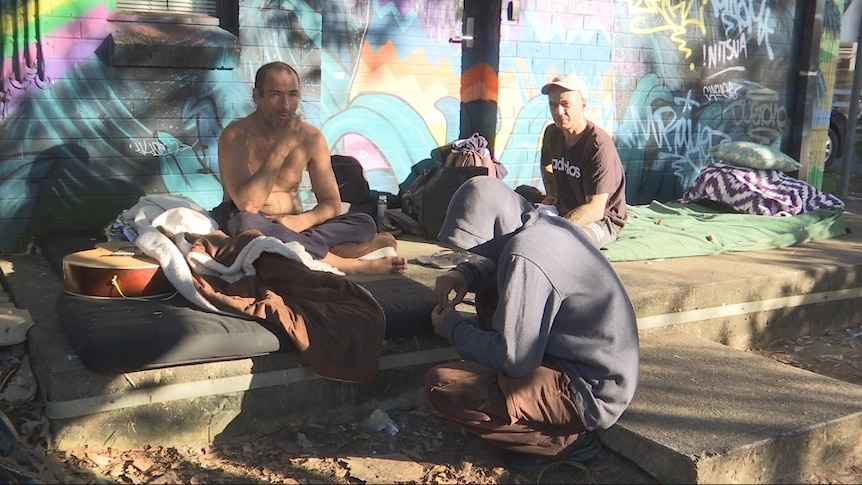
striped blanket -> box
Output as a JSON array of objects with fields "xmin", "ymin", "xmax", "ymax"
[{"xmin": 679, "ymin": 163, "xmax": 844, "ymax": 216}]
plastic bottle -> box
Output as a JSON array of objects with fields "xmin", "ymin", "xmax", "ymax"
[
  {"xmin": 377, "ymin": 195, "xmax": 388, "ymax": 221},
  {"xmin": 365, "ymin": 408, "xmax": 399, "ymax": 436}
]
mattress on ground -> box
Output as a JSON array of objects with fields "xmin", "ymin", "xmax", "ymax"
[
  {"xmin": 44, "ymin": 236, "xmax": 436, "ymax": 373},
  {"xmin": 57, "ymin": 293, "xmax": 287, "ymax": 371}
]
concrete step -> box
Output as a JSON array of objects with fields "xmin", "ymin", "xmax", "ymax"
[
  {"xmin": 4, "ymin": 249, "xmax": 458, "ymax": 449},
  {"xmin": 601, "ymin": 331, "xmax": 862, "ymax": 484}
]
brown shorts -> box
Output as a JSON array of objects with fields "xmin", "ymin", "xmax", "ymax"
[{"xmin": 424, "ymin": 360, "xmax": 587, "ymax": 457}]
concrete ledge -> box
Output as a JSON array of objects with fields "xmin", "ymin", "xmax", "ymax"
[
  {"xmin": 601, "ymin": 332, "xmax": 862, "ymax": 484},
  {"xmin": 4, "ymin": 211, "xmax": 862, "ymax": 479},
  {"xmin": 614, "ymin": 212, "xmax": 862, "ymax": 348},
  {"xmin": 44, "ymin": 345, "xmax": 458, "ymax": 449}
]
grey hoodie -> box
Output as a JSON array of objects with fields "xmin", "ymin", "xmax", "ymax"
[{"xmin": 437, "ymin": 176, "xmax": 639, "ymax": 430}]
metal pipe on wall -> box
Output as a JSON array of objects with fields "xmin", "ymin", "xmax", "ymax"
[{"xmin": 790, "ymin": 0, "xmax": 824, "ymax": 177}]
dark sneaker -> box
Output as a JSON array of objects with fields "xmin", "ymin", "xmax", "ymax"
[{"xmin": 502, "ymin": 431, "xmax": 602, "ymax": 476}]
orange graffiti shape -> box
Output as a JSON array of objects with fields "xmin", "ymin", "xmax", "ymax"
[{"xmin": 461, "ymin": 63, "xmax": 499, "ymax": 103}]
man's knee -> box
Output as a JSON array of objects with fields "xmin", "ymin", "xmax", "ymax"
[
  {"xmin": 581, "ymin": 220, "xmax": 617, "ymax": 249},
  {"xmin": 424, "ymin": 365, "xmax": 452, "ymax": 413},
  {"xmin": 424, "ymin": 361, "xmax": 495, "ymax": 397},
  {"xmin": 424, "ymin": 363, "xmax": 459, "ymax": 393}
]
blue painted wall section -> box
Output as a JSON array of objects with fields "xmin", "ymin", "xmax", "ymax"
[{"xmin": 0, "ymin": 0, "xmax": 842, "ymax": 252}]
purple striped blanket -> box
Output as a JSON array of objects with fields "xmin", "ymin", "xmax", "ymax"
[{"xmin": 680, "ymin": 163, "xmax": 844, "ymax": 216}]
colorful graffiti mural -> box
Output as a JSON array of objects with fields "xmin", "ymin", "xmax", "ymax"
[{"xmin": 0, "ymin": 0, "xmax": 841, "ymax": 253}]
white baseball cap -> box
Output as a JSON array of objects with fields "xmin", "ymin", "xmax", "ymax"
[{"xmin": 541, "ymin": 74, "xmax": 587, "ymax": 95}]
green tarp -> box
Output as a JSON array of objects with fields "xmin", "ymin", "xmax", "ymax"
[{"xmin": 602, "ymin": 201, "xmax": 848, "ymax": 262}]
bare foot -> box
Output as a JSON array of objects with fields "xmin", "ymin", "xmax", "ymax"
[
  {"xmin": 323, "ymin": 253, "xmax": 408, "ymax": 275},
  {"xmin": 330, "ymin": 233, "xmax": 398, "ymax": 259},
  {"xmin": 362, "ymin": 256, "xmax": 408, "ymax": 275}
]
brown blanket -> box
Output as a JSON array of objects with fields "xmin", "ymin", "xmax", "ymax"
[{"xmin": 185, "ymin": 230, "xmax": 385, "ymax": 383}]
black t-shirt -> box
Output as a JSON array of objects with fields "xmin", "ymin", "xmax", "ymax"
[{"xmin": 541, "ymin": 123, "xmax": 627, "ymax": 232}]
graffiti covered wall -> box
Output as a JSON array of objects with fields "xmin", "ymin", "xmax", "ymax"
[
  {"xmin": 0, "ymin": 0, "xmax": 840, "ymax": 252},
  {"xmin": 496, "ymin": 0, "xmax": 824, "ymax": 204}
]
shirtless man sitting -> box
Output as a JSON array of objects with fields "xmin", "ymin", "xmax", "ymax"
[{"xmin": 212, "ymin": 61, "xmax": 407, "ymax": 274}]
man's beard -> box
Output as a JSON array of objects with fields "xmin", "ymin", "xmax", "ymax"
[{"xmin": 269, "ymin": 112, "xmax": 292, "ymax": 128}]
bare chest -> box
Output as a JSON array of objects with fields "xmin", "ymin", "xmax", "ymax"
[{"xmin": 246, "ymin": 137, "xmax": 307, "ymax": 191}]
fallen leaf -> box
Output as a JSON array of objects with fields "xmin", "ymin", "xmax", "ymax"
[
  {"xmin": 88, "ymin": 453, "xmax": 113, "ymax": 468},
  {"xmin": 132, "ymin": 456, "xmax": 155, "ymax": 473}
]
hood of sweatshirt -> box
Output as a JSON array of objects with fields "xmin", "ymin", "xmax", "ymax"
[{"xmin": 437, "ymin": 177, "xmax": 537, "ymax": 261}]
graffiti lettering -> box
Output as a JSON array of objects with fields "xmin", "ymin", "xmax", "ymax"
[
  {"xmin": 703, "ymin": 34, "xmax": 749, "ymax": 68},
  {"xmin": 674, "ymin": 90, "xmax": 699, "ymax": 113},
  {"xmin": 711, "ymin": 0, "xmax": 775, "ymax": 59},
  {"xmin": 129, "ymin": 139, "xmax": 192, "ymax": 157},
  {"xmin": 627, "ymin": 93, "xmax": 702, "ymax": 154},
  {"xmin": 727, "ymin": 98, "xmax": 787, "ymax": 136},
  {"xmin": 626, "ymin": 0, "xmax": 707, "ymax": 68},
  {"xmin": 624, "ymin": 89, "xmax": 732, "ymax": 187},
  {"xmin": 703, "ymin": 81, "xmax": 742, "ymax": 101}
]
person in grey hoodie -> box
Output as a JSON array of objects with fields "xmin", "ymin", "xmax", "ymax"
[{"xmin": 424, "ymin": 176, "xmax": 639, "ymax": 475}]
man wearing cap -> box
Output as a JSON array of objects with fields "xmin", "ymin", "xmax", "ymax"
[{"xmin": 539, "ymin": 74, "xmax": 627, "ymax": 248}]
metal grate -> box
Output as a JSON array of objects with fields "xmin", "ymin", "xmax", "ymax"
[{"xmin": 115, "ymin": 0, "xmax": 217, "ymax": 16}]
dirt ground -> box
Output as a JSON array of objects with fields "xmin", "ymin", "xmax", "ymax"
[
  {"xmin": 0, "ymin": 324, "xmax": 858, "ymax": 485},
  {"xmin": 1, "ymin": 173, "xmax": 861, "ymax": 485}
]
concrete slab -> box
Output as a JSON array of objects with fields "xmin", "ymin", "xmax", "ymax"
[
  {"xmin": 1, "ymin": 211, "xmax": 861, "ymax": 483},
  {"xmin": 601, "ymin": 331, "xmax": 862, "ymax": 484}
]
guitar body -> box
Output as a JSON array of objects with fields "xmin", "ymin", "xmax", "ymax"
[{"xmin": 63, "ymin": 242, "xmax": 175, "ymax": 298}]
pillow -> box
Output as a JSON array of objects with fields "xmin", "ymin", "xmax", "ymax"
[{"xmin": 710, "ymin": 141, "xmax": 802, "ymax": 172}]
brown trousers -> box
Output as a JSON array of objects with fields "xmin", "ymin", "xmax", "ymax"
[{"xmin": 424, "ymin": 360, "xmax": 587, "ymax": 457}]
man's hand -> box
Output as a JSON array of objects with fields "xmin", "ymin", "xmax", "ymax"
[
  {"xmin": 274, "ymin": 213, "xmax": 312, "ymax": 232},
  {"xmin": 434, "ymin": 269, "xmax": 468, "ymax": 309},
  {"xmin": 271, "ymin": 114, "xmax": 306, "ymax": 159},
  {"xmin": 564, "ymin": 193, "xmax": 609, "ymax": 227},
  {"xmin": 430, "ymin": 304, "xmax": 454, "ymax": 339},
  {"xmin": 280, "ymin": 113, "xmax": 305, "ymax": 137}
]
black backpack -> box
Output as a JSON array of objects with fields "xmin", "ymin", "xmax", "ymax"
[
  {"xmin": 399, "ymin": 134, "xmax": 505, "ymax": 240},
  {"xmin": 331, "ymin": 154, "xmax": 376, "ymax": 217},
  {"xmin": 401, "ymin": 162, "xmax": 487, "ymax": 240}
]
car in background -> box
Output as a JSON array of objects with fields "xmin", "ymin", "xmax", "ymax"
[
  {"xmin": 829, "ymin": 38, "xmax": 858, "ymax": 171},
  {"xmin": 828, "ymin": 101, "xmax": 862, "ymax": 171},
  {"xmin": 826, "ymin": 107, "xmax": 846, "ymax": 171}
]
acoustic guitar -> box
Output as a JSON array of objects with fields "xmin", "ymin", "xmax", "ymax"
[{"xmin": 62, "ymin": 242, "xmax": 175, "ymax": 299}]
